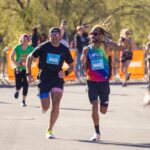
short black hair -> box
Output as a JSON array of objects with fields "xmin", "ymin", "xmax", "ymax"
[{"xmin": 61, "ymin": 20, "xmax": 67, "ymax": 25}]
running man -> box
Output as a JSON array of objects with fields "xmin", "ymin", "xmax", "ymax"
[
  {"xmin": 81, "ymin": 25, "xmax": 125, "ymax": 141},
  {"xmin": 26, "ymin": 27, "xmax": 74, "ymax": 139},
  {"xmin": 10, "ymin": 34, "xmax": 33, "ymax": 107}
]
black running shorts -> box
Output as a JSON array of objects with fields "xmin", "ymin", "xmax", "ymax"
[{"xmin": 86, "ymin": 80, "xmax": 110, "ymax": 107}]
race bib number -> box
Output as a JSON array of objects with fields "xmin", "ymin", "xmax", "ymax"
[
  {"xmin": 20, "ymin": 60, "xmax": 26, "ymax": 66},
  {"xmin": 91, "ymin": 59, "xmax": 104, "ymax": 70},
  {"xmin": 46, "ymin": 53, "xmax": 60, "ymax": 65},
  {"xmin": 19, "ymin": 54, "xmax": 28, "ymax": 66}
]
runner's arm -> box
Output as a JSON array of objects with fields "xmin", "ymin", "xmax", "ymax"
[
  {"xmin": 26, "ymin": 53, "xmax": 35, "ymax": 74},
  {"xmin": 130, "ymin": 38, "xmax": 137, "ymax": 50},
  {"xmin": 10, "ymin": 49, "xmax": 20, "ymax": 67},
  {"xmin": 65, "ymin": 62, "xmax": 74, "ymax": 76},
  {"xmin": 58, "ymin": 62, "xmax": 74, "ymax": 78},
  {"xmin": 105, "ymin": 42, "xmax": 126, "ymax": 52},
  {"xmin": 81, "ymin": 47, "xmax": 88, "ymax": 71}
]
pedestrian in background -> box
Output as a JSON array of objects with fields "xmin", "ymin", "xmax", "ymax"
[
  {"xmin": 74, "ymin": 26, "xmax": 89, "ymax": 81},
  {"xmin": 82, "ymin": 23, "xmax": 89, "ymax": 45},
  {"xmin": 31, "ymin": 27, "xmax": 40, "ymax": 48},
  {"xmin": 39, "ymin": 32, "xmax": 48, "ymax": 44},
  {"xmin": 145, "ymin": 34, "xmax": 150, "ymax": 85},
  {"xmin": 60, "ymin": 20, "xmax": 69, "ymax": 48}
]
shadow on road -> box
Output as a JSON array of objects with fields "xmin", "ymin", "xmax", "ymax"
[
  {"xmin": 110, "ymin": 93, "xmax": 129, "ymax": 96},
  {"xmin": 60, "ymin": 107, "xmax": 90, "ymax": 111},
  {"xmin": 0, "ymin": 101, "xmax": 14, "ymax": 105},
  {"xmin": 56, "ymin": 137, "xmax": 150, "ymax": 149},
  {"xmin": 64, "ymin": 90, "xmax": 86, "ymax": 95},
  {"xmin": 60, "ymin": 107, "xmax": 114, "ymax": 113},
  {"xmin": 78, "ymin": 140, "xmax": 150, "ymax": 149}
]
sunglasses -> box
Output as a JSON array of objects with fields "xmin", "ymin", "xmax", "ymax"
[
  {"xmin": 50, "ymin": 32, "xmax": 60, "ymax": 36},
  {"xmin": 90, "ymin": 32, "xmax": 99, "ymax": 36},
  {"xmin": 125, "ymin": 32, "xmax": 130, "ymax": 35}
]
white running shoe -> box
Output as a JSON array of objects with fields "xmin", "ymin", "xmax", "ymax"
[
  {"xmin": 90, "ymin": 133, "xmax": 100, "ymax": 142},
  {"xmin": 46, "ymin": 130, "xmax": 56, "ymax": 139},
  {"xmin": 21, "ymin": 101, "xmax": 26, "ymax": 107},
  {"xmin": 42, "ymin": 109, "xmax": 46, "ymax": 113}
]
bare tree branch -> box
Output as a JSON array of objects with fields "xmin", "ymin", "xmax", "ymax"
[
  {"xmin": 110, "ymin": 4, "xmax": 150, "ymax": 15},
  {"xmin": 2, "ymin": 6, "xmax": 20, "ymax": 13},
  {"xmin": 16, "ymin": 0, "xmax": 24, "ymax": 9},
  {"xmin": 43, "ymin": 0, "xmax": 49, "ymax": 11},
  {"xmin": 26, "ymin": 0, "xmax": 30, "ymax": 8},
  {"xmin": 81, "ymin": 1, "xmax": 97, "ymax": 20},
  {"xmin": 119, "ymin": 12, "xmax": 150, "ymax": 23}
]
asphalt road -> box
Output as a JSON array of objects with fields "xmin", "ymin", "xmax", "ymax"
[{"xmin": 0, "ymin": 84, "xmax": 150, "ymax": 150}]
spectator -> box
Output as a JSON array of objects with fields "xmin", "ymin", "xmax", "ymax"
[
  {"xmin": 39, "ymin": 32, "xmax": 48, "ymax": 44},
  {"xmin": 60, "ymin": 20, "xmax": 69, "ymax": 48},
  {"xmin": 1, "ymin": 46, "xmax": 8, "ymax": 77},
  {"xmin": 145, "ymin": 34, "xmax": 150, "ymax": 83},
  {"xmin": 74, "ymin": 26, "xmax": 89, "ymax": 80},
  {"xmin": 31, "ymin": 27, "xmax": 40, "ymax": 48},
  {"xmin": 60, "ymin": 20, "xmax": 68, "ymax": 41},
  {"xmin": 82, "ymin": 23, "xmax": 89, "ymax": 45}
]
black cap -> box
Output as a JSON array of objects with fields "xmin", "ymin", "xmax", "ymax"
[{"xmin": 49, "ymin": 27, "xmax": 61, "ymax": 34}]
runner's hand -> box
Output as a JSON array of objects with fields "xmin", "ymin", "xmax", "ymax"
[
  {"xmin": 27, "ymin": 74, "xmax": 34, "ymax": 83},
  {"xmin": 58, "ymin": 70, "xmax": 65, "ymax": 78},
  {"xmin": 122, "ymin": 39, "xmax": 129, "ymax": 48},
  {"xmin": 15, "ymin": 61, "xmax": 21, "ymax": 68},
  {"xmin": 81, "ymin": 54, "xmax": 87, "ymax": 64}
]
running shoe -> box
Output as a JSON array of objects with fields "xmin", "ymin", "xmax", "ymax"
[
  {"xmin": 14, "ymin": 92, "xmax": 19, "ymax": 99},
  {"xmin": 90, "ymin": 133, "xmax": 100, "ymax": 142},
  {"xmin": 46, "ymin": 129, "xmax": 55, "ymax": 139},
  {"xmin": 126, "ymin": 73, "xmax": 131, "ymax": 81},
  {"xmin": 21, "ymin": 100, "xmax": 26, "ymax": 107},
  {"xmin": 42, "ymin": 109, "xmax": 46, "ymax": 113},
  {"xmin": 122, "ymin": 82, "xmax": 127, "ymax": 87}
]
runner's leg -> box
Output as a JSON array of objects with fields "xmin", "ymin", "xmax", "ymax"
[{"xmin": 48, "ymin": 88, "xmax": 63, "ymax": 131}]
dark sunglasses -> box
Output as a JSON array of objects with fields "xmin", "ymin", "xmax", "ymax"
[
  {"xmin": 125, "ymin": 32, "xmax": 130, "ymax": 35},
  {"xmin": 90, "ymin": 32, "xmax": 99, "ymax": 36},
  {"xmin": 50, "ymin": 32, "xmax": 60, "ymax": 36}
]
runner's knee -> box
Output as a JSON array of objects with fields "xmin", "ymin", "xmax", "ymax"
[
  {"xmin": 41, "ymin": 100, "xmax": 50, "ymax": 111},
  {"xmin": 51, "ymin": 105, "xmax": 59, "ymax": 114},
  {"xmin": 100, "ymin": 106, "xmax": 108, "ymax": 114},
  {"xmin": 42, "ymin": 105, "xmax": 49, "ymax": 112},
  {"xmin": 40, "ymin": 94, "xmax": 50, "ymax": 112}
]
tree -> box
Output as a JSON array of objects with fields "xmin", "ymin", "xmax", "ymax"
[{"xmin": 0, "ymin": 0, "xmax": 149, "ymax": 49}]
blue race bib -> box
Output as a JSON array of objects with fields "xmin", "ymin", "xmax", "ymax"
[
  {"xmin": 91, "ymin": 59, "xmax": 104, "ymax": 70},
  {"xmin": 46, "ymin": 53, "xmax": 60, "ymax": 65}
]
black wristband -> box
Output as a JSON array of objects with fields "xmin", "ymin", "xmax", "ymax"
[
  {"xmin": 64, "ymin": 70, "xmax": 69, "ymax": 76},
  {"xmin": 26, "ymin": 72, "xmax": 31, "ymax": 76}
]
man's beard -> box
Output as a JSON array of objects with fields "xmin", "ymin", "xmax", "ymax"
[
  {"xmin": 91, "ymin": 38, "xmax": 98, "ymax": 43},
  {"xmin": 91, "ymin": 38, "xmax": 100, "ymax": 44}
]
